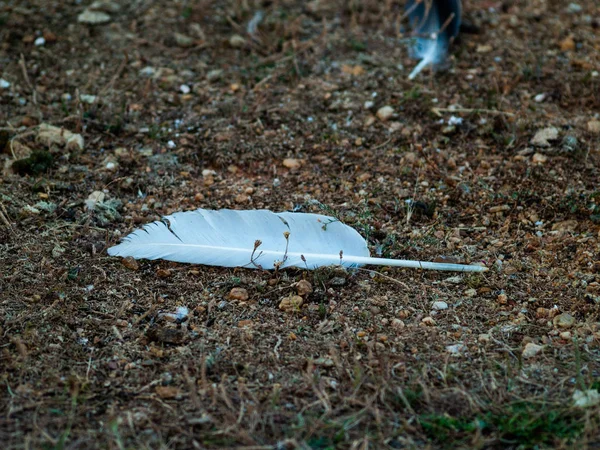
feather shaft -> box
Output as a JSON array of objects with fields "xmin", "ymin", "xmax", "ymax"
[
  {"xmin": 408, "ymin": 50, "xmax": 434, "ymax": 80},
  {"xmin": 326, "ymin": 255, "xmax": 486, "ymax": 272}
]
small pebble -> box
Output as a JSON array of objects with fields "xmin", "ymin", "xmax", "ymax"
[
  {"xmin": 448, "ymin": 116, "xmax": 463, "ymax": 126},
  {"xmin": 553, "ymin": 312, "xmax": 575, "ymax": 329},
  {"xmin": 364, "ymin": 115, "xmax": 376, "ymax": 127},
  {"xmin": 84, "ymin": 191, "xmax": 105, "ymax": 210},
  {"xmin": 560, "ymin": 331, "xmax": 572, "ymax": 340},
  {"xmin": 139, "ymin": 66, "xmax": 156, "ymax": 77},
  {"xmin": 121, "ymin": 256, "xmax": 139, "ymax": 271},
  {"xmin": 532, "ymin": 153, "xmax": 548, "ymax": 164},
  {"xmin": 587, "ymin": 120, "xmax": 600, "ymax": 135},
  {"xmin": 295, "ymin": 280, "xmax": 313, "ymax": 296},
  {"xmin": 522, "ymin": 342, "xmax": 543, "ymax": 358},
  {"xmin": 279, "ymin": 295, "xmax": 303, "ymax": 312},
  {"xmin": 206, "ymin": 69, "xmax": 223, "ymax": 82},
  {"xmin": 43, "ymin": 30, "xmax": 57, "ymax": 42},
  {"xmin": 573, "ymin": 389, "xmax": 600, "ymax": 408},
  {"xmin": 376, "ymin": 106, "xmax": 394, "ymax": 121},
  {"xmin": 397, "ymin": 310, "xmax": 410, "ymax": 319},
  {"xmin": 282, "ymin": 158, "xmax": 302, "ymax": 170},
  {"xmin": 175, "ymin": 306, "xmax": 189, "ymax": 321},
  {"xmin": 80, "ymin": 94, "xmax": 97, "ymax": 104},
  {"xmin": 446, "ymin": 344, "xmax": 466, "ymax": 354},
  {"xmin": 174, "ymin": 32, "xmax": 194, "ymax": 48},
  {"xmin": 560, "ymin": 35, "xmax": 576, "ymax": 52},
  {"xmin": 155, "ymin": 386, "xmax": 182, "ymax": 399},
  {"xmin": 160, "ymin": 306, "xmax": 189, "ymax": 323},
  {"xmin": 561, "ymin": 135, "xmax": 578, "ymax": 153},
  {"xmin": 156, "ymin": 268, "xmax": 172, "ymax": 278},
  {"xmin": 217, "ymin": 300, "xmax": 228, "ymax": 310},
  {"xmin": 329, "ymin": 277, "xmax": 346, "ymax": 287},
  {"xmin": 391, "ymin": 318, "xmax": 405, "ymax": 330},
  {"xmin": 530, "ymin": 127, "xmax": 559, "ymax": 147},
  {"xmin": 421, "ymin": 316, "xmax": 436, "ymax": 326},
  {"xmin": 78, "ymin": 10, "xmax": 111, "ymax": 24},
  {"xmin": 229, "ymin": 34, "xmax": 246, "ymax": 48},
  {"xmin": 235, "ymin": 193, "xmax": 249, "ymax": 203},
  {"xmin": 445, "ymin": 276, "xmax": 463, "ymax": 284},
  {"xmin": 228, "ymin": 287, "xmax": 249, "ymax": 301},
  {"xmin": 432, "ymin": 301, "xmax": 448, "ymax": 311}
]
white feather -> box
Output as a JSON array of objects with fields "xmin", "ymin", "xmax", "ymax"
[
  {"xmin": 108, "ymin": 209, "xmax": 486, "ymax": 272},
  {"xmin": 408, "ymin": 37, "xmax": 440, "ymax": 80}
]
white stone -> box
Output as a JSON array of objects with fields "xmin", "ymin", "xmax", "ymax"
[
  {"xmin": 376, "ymin": 106, "xmax": 394, "ymax": 121},
  {"xmin": 573, "ymin": 389, "xmax": 600, "ymax": 408},
  {"xmin": 78, "ymin": 9, "xmax": 111, "ymax": 24},
  {"xmin": 432, "ymin": 301, "xmax": 448, "ymax": 311},
  {"xmin": 80, "ymin": 94, "xmax": 97, "ymax": 104},
  {"xmin": 85, "ymin": 191, "xmax": 105, "ymax": 210},
  {"xmin": 66, "ymin": 134, "xmax": 84, "ymax": 151},
  {"xmin": 444, "ymin": 276, "xmax": 463, "ymax": 284},
  {"xmin": 448, "ymin": 116, "xmax": 463, "ymax": 126},
  {"xmin": 464, "ymin": 288, "xmax": 477, "ymax": 298},
  {"xmin": 139, "ymin": 66, "xmax": 156, "ymax": 77},
  {"xmin": 522, "ymin": 342, "xmax": 543, "ymax": 358},
  {"xmin": 446, "ymin": 344, "xmax": 466, "ymax": 354},
  {"xmin": 531, "ymin": 127, "xmax": 559, "ymax": 147},
  {"xmin": 532, "ymin": 153, "xmax": 548, "ymax": 164}
]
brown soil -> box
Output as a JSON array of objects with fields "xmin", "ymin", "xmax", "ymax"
[{"xmin": 1, "ymin": 1, "xmax": 600, "ymax": 448}]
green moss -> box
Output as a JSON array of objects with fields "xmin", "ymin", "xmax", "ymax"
[
  {"xmin": 420, "ymin": 402, "xmax": 584, "ymax": 449},
  {"xmin": 12, "ymin": 150, "xmax": 53, "ymax": 176}
]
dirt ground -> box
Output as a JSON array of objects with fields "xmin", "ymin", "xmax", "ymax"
[{"xmin": 1, "ymin": 0, "xmax": 600, "ymax": 448}]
